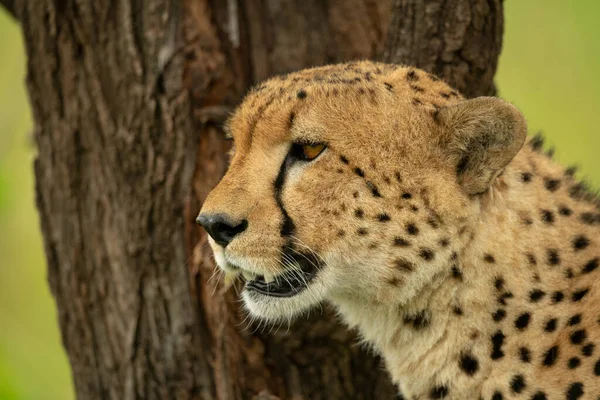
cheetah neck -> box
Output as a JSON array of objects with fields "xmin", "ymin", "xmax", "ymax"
[{"xmin": 333, "ymin": 147, "xmax": 600, "ymax": 399}]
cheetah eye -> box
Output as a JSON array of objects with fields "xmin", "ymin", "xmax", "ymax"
[
  {"xmin": 302, "ymin": 143, "xmax": 326, "ymax": 160},
  {"xmin": 291, "ymin": 142, "xmax": 327, "ymax": 161}
]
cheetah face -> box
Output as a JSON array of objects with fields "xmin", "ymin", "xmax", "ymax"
[{"xmin": 197, "ymin": 62, "xmax": 526, "ymax": 322}]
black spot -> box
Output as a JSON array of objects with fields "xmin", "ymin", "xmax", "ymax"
[
  {"xmin": 357, "ymin": 228, "xmax": 368, "ymax": 236},
  {"xmin": 491, "ymin": 391, "xmax": 503, "ymax": 400},
  {"xmin": 566, "ymin": 382, "xmax": 584, "ymax": 399},
  {"xmin": 387, "ymin": 276, "xmax": 402, "ymax": 286},
  {"xmin": 568, "ymin": 357, "xmax": 581, "ymax": 369},
  {"xmin": 288, "ymin": 111, "xmax": 296, "ymax": 128},
  {"xmin": 377, "ymin": 213, "xmax": 391, "ymax": 222},
  {"xmin": 544, "ymin": 318, "xmax": 558, "ymax": 333},
  {"xmin": 352, "ymin": 191, "xmax": 359, "ymax": 198},
  {"xmin": 406, "ymin": 223, "xmax": 419, "ymax": 235},
  {"xmin": 394, "ymin": 237, "xmax": 410, "ymax": 247},
  {"xmin": 384, "ymin": 82, "xmax": 393, "ymax": 91},
  {"xmin": 337, "ymin": 230, "xmax": 345, "ymax": 237},
  {"xmin": 494, "ymin": 278, "xmax": 505, "ymax": 291},
  {"xmin": 410, "ymin": 85, "xmax": 425, "ymax": 93},
  {"xmin": 340, "ymin": 155, "xmax": 349, "ymax": 164},
  {"xmin": 529, "ymin": 289, "xmax": 546, "ymax": 303},
  {"xmin": 459, "ymin": 353, "xmax": 479, "ymax": 376},
  {"xmin": 412, "ymin": 98, "xmax": 423, "ymax": 106},
  {"xmin": 493, "ymin": 309, "xmax": 506, "ymax": 322},
  {"xmin": 519, "ymin": 347, "xmax": 531, "ymax": 363},
  {"xmin": 568, "ymin": 314, "xmax": 582, "ymax": 326},
  {"xmin": 452, "ymin": 306, "xmax": 463, "ymax": 315},
  {"xmin": 572, "ymin": 235, "xmax": 590, "ymax": 250},
  {"xmin": 429, "ymin": 385, "xmax": 448, "ymax": 399},
  {"xmin": 515, "ymin": 313, "xmax": 531, "ymax": 330},
  {"xmin": 420, "ymin": 248, "xmax": 435, "ymax": 261},
  {"xmin": 406, "ymin": 70, "xmax": 418, "ymax": 81},
  {"xmin": 484, "ymin": 254, "xmax": 496, "ymax": 263},
  {"xmin": 559, "ymin": 206, "xmax": 573, "ymax": 216},
  {"xmin": 542, "ymin": 345, "xmax": 559, "ymax": 366},
  {"xmin": 582, "ymin": 343, "xmax": 595, "ymax": 357},
  {"xmin": 547, "ymin": 249, "xmax": 560, "ymax": 266},
  {"xmin": 439, "ymin": 238, "xmax": 450, "ymax": 247},
  {"xmin": 395, "ymin": 172, "xmax": 402, "ymax": 182},
  {"xmin": 297, "ymin": 89, "xmax": 307, "ymax": 99},
  {"xmin": 404, "ymin": 311, "xmax": 430, "ymax": 329},
  {"xmin": 521, "ymin": 172, "xmax": 532, "ymax": 182},
  {"xmin": 354, "ymin": 209, "xmax": 364, "ymax": 218},
  {"xmin": 526, "ymin": 253, "xmax": 537, "ymax": 265},
  {"xmin": 530, "ymin": 133, "xmax": 544, "ymax": 151},
  {"xmin": 570, "ymin": 329, "xmax": 587, "ymax": 345},
  {"xmin": 510, "ymin": 374, "xmax": 526, "ymax": 394},
  {"xmin": 540, "ymin": 209, "xmax": 554, "ymax": 224},
  {"xmin": 581, "ymin": 212, "xmax": 600, "ymax": 225},
  {"xmin": 401, "ymin": 192, "xmax": 412, "ymax": 199},
  {"xmin": 440, "ymin": 92, "xmax": 451, "ymax": 99},
  {"xmin": 498, "ymin": 292, "xmax": 514, "ymax": 306},
  {"xmin": 544, "ymin": 178, "xmax": 561, "ymax": 192},
  {"xmin": 395, "ymin": 259, "xmax": 414, "ymax": 272},
  {"xmin": 551, "ymin": 291, "xmax": 564, "ymax": 303},
  {"xmin": 353, "ymin": 167, "xmax": 365, "ymax": 177},
  {"xmin": 451, "ymin": 265, "xmax": 463, "ymax": 280},
  {"xmin": 582, "ymin": 258, "xmax": 599, "ymax": 274},
  {"xmin": 366, "ymin": 181, "xmax": 382, "ymax": 197},
  {"xmin": 491, "ymin": 330, "xmax": 505, "ymax": 360},
  {"xmin": 572, "ymin": 288, "xmax": 589, "ymax": 302},
  {"xmin": 531, "ymin": 391, "xmax": 547, "ymax": 400},
  {"xmin": 565, "ymin": 268, "xmax": 575, "ymax": 279},
  {"xmin": 595, "ymin": 359, "xmax": 600, "ymax": 375},
  {"xmin": 427, "ymin": 217, "xmax": 440, "ymax": 229}
]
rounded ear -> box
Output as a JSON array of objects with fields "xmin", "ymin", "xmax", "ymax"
[{"xmin": 437, "ymin": 97, "xmax": 527, "ymax": 195}]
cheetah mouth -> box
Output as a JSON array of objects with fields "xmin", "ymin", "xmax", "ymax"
[{"xmin": 242, "ymin": 252, "xmax": 320, "ymax": 298}]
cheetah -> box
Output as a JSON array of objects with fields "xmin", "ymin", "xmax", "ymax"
[{"xmin": 197, "ymin": 61, "xmax": 600, "ymax": 399}]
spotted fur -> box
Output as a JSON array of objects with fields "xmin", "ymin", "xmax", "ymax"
[{"xmin": 199, "ymin": 61, "xmax": 600, "ymax": 399}]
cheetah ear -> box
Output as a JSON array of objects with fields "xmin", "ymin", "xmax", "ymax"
[{"xmin": 437, "ymin": 97, "xmax": 527, "ymax": 195}]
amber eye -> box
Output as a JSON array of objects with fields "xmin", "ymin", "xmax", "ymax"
[{"xmin": 300, "ymin": 143, "xmax": 326, "ymax": 160}]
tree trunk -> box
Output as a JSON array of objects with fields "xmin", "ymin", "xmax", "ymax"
[{"xmin": 3, "ymin": 0, "xmax": 503, "ymax": 398}]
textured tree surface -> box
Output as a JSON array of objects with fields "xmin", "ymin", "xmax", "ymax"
[{"xmin": 2, "ymin": 0, "xmax": 502, "ymax": 398}]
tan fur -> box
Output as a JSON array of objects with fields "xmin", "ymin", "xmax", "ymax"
[{"xmin": 200, "ymin": 61, "xmax": 600, "ymax": 399}]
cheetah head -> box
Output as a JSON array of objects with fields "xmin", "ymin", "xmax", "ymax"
[{"xmin": 197, "ymin": 61, "xmax": 526, "ymax": 323}]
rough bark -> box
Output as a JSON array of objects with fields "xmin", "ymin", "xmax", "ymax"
[
  {"xmin": 5, "ymin": 0, "xmax": 503, "ymax": 399},
  {"xmin": 384, "ymin": 0, "xmax": 504, "ymax": 98}
]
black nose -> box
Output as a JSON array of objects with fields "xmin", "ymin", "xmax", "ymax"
[{"xmin": 196, "ymin": 213, "xmax": 248, "ymax": 247}]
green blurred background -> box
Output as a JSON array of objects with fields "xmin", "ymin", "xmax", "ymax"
[{"xmin": 0, "ymin": 2, "xmax": 598, "ymax": 399}]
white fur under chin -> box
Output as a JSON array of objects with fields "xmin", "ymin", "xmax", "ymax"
[{"xmin": 241, "ymin": 276, "xmax": 331, "ymax": 323}]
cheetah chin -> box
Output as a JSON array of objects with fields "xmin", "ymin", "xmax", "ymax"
[{"xmin": 239, "ymin": 258, "xmax": 332, "ymax": 322}]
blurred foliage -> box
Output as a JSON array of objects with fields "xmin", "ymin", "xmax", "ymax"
[{"xmin": 0, "ymin": 2, "xmax": 598, "ymax": 399}]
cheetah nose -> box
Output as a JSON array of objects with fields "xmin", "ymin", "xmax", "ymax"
[{"xmin": 196, "ymin": 213, "xmax": 248, "ymax": 248}]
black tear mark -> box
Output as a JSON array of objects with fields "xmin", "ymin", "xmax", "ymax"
[{"xmin": 273, "ymin": 152, "xmax": 296, "ymax": 237}]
